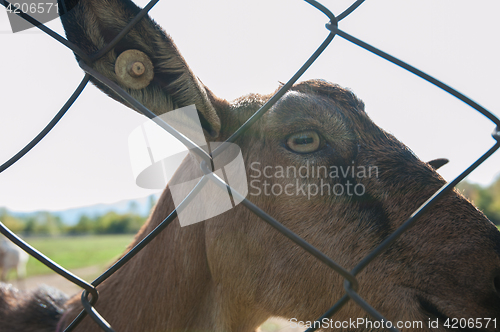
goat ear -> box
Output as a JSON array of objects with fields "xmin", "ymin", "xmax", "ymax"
[
  {"xmin": 427, "ymin": 158, "xmax": 449, "ymax": 170},
  {"xmin": 58, "ymin": 0, "xmax": 221, "ymax": 138}
]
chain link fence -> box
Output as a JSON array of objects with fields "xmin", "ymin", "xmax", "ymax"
[{"xmin": 1, "ymin": 1, "xmax": 499, "ymax": 331}]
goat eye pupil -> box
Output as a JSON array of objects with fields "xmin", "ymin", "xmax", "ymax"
[
  {"xmin": 295, "ymin": 137, "xmax": 313, "ymax": 145},
  {"xmin": 286, "ymin": 130, "xmax": 321, "ymax": 154}
]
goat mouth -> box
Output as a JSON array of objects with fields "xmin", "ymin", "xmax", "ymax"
[{"xmin": 417, "ymin": 296, "xmax": 488, "ymax": 332}]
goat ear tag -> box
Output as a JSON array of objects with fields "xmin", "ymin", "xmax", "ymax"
[
  {"xmin": 115, "ymin": 49, "xmax": 154, "ymax": 90},
  {"xmin": 128, "ymin": 105, "xmax": 248, "ymax": 226}
]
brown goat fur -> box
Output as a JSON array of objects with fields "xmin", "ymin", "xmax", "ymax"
[
  {"xmin": 1, "ymin": 0, "xmax": 499, "ymax": 331},
  {"xmin": 0, "ymin": 283, "xmax": 67, "ymax": 332}
]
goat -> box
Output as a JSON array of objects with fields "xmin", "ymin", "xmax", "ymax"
[
  {"xmin": 0, "ymin": 0, "xmax": 499, "ymax": 331},
  {"xmin": 0, "ymin": 235, "xmax": 29, "ymax": 283}
]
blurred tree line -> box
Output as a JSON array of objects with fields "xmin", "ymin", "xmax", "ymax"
[
  {"xmin": 0, "ymin": 209, "xmax": 147, "ymax": 237},
  {"xmin": 457, "ymin": 178, "xmax": 500, "ymax": 225},
  {"xmin": 1, "ymin": 182, "xmax": 499, "ymax": 236}
]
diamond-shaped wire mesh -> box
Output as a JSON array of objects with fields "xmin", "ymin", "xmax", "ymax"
[{"xmin": 0, "ymin": 1, "xmax": 499, "ymax": 331}]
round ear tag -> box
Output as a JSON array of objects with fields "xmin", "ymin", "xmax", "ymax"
[{"xmin": 114, "ymin": 49, "xmax": 154, "ymax": 90}]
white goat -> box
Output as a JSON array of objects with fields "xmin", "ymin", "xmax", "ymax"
[{"xmin": 0, "ymin": 236, "xmax": 29, "ymax": 282}]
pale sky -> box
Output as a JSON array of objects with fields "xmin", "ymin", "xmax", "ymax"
[{"xmin": 1, "ymin": 0, "xmax": 499, "ymax": 212}]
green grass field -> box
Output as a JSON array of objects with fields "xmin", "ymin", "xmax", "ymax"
[{"xmin": 19, "ymin": 235, "xmax": 134, "ymax": 278}]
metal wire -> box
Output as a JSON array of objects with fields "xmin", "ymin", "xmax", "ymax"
[
  {"xmin": 0, "ymin": 1, "xmax": 499, "ymax": 331},
  {"xmin": 0, "ymin": 0, "xmax": 91, "ymax": 62},
  {"xmin": 0, "ymin": 74, "xmax": 90, "ymax": 174}
]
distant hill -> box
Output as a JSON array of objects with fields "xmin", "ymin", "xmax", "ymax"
[
  {"xmin": 4, "ymin": 177, "xmax": 500, "ymax": 227},
  {"xmin": 5, "ymin": 194, "xmax": 160, "ymax": 225}
]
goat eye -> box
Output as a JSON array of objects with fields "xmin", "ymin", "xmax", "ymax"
[{"xmin": 286, "ymin": 131, "xmax": 321, "ymax": 153}]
